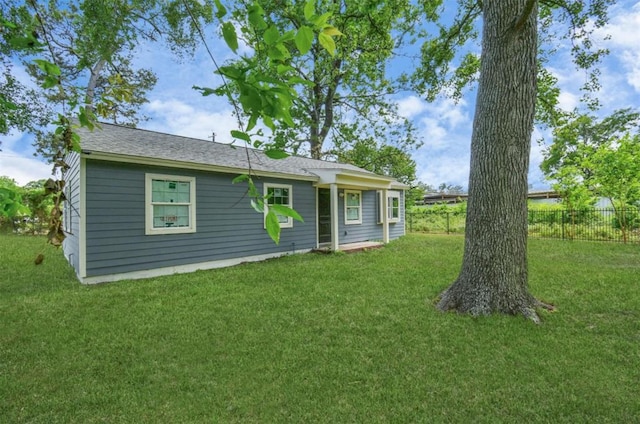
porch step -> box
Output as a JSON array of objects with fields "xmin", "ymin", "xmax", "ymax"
[{"xmin": 313, "ymin": 241, "xmax": 383, "ymax": 254}]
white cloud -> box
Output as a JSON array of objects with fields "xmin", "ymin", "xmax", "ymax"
[
  {"xmin": 397, "ymin": 95, "xmax": 427, "ymax": 118},
  {"xmin": 1, "ymin": 132, "xmax": 25, "ymax": 152},
  {"xmin": 620, "ymin": 50, "xmax": 640, "ymax": 91},
  {"xmin": 418, "ymin": 117, "xmax": 448, "ymax": 150},
  {"xmin": 600, "ymin": 2, "xmax": 640, "ymax": 48},
  {"xmin": 415, "ymin": 151, "xmax": 470, "ymax": 189},
  {"xmin": 598, "ymin": 2, "xmax": 640, "ymax": 92},
  {"xmin": 557, "ymin": 91, "xmax": 579, "ymax": 111},
  {"xmin": 142, "ymin": 99, "xmax": 240, "ymax": 142},
  {"xmin": 425, "ymin": 97, "xmax": 471, "ymax": 128},
  {"xmin": 0, "ymin": 150, "xmax": 52, "ymax": 186}
]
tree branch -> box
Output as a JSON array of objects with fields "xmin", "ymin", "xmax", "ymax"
[{"xmin": 512, "ymin": 0, "xmax": 537, "ymax": 34}]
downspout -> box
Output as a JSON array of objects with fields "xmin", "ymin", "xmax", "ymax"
[
  {"xmin": 330, "ymin": 183, "xmax": 340, "ymax": 251},
  {"xmin": 382, "ymin": 188, "xmax": 390, "ymax": 244}
]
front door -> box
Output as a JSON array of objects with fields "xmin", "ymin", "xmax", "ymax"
[{"xmin": 318, "ymin": 188, "xmax": 331, "ymax": 244}]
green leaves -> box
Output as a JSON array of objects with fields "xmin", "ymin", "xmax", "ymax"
[
  {"xmin": 264, "ymin": 149, "xmax": 289, "ymax": 159},
  {"xmin": 248, "ymin": 3, "xmax": 267, "ymax": 30},
  {"xmin": 231, "ymin": 130, "xmax": 251, "ymax": 143},
  {"xmin": 231, "ymin": 175, "xmax": 306, "ymax": 244},
  {"xmin": 0, "ymin": 186, "xmax": 30, "ymax": 219},
  {"xmin": 269, "ymin": 204, "xmax": 304, "ymax": 223},
  {"xmin": 543, "ymin": 109, "xmax": 640, "ymax": 211},
  {"xmin": 318, "ymin": 31, "xmax": 337, "ymax": 56},
  {"xmin": 303, "ymin": 0, "xmax": 315, "ymax": 20},
  {"xmin": 207, "ymin": 1, "xmax": 349, "ymax": 244},
  {"xmin": 214, "ymin": 0, "xmax": 227, "ymax": 19},
  {"xmin": 265, "ymin": 204, "xmax": 304, "ymax": 245},
  {"xmin": 264, "ymin": 210, "xmax": 282, "ymax": 244},
  {"xmin": 33, "ymin": 59, "xmax": 61, "ymax": 89},
  {"xmin": 263, "ymin": 26, "xmax": 280, "ymax": 45},
  {"xmin": 222, "ymin": 22, "xmax": 238, "ymax": 53},
  {"xmin": 295, "ymin": 26, "xmax": 314, "ymax": 54}
]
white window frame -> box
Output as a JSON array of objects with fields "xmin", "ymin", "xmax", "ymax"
[
  {"xmin": 387, "ymin": 191, "xmax": 401, "ymax": 223},
  {"xmin": 344, "ymin": 190, "xmax": 362, "ymax": 225},
  {"xmin": 378, "ymin": 190, "xmax": 401, "ymax": 224},
  {"xmin": 264, "ymin": 183, "xmax": 293, "ymax": 229},
  {"xmin": 145, "ymin": 173, "xmax": 196, "ymax": 235}
]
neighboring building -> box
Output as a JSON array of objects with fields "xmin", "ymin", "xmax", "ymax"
[
  {"xmin": 527, "ymin": 190, "xmax": 561, "ymax": 205},
  {"xmin": 63, "ymin": 123, "xmax": 406, "ymax": 283},
  {"xmin": 422, "ymin": 192, "xmax": 468, "ymax": 205},
  {"xmin": 423, "ymin": 190, "xmax": 562, "ymax": 206}
]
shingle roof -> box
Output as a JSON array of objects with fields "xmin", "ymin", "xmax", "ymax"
[{"xmin": 76, "ymin": 122, "xmax": 376, "ymax": 179}]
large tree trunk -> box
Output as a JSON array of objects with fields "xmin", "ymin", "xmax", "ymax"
[{"xmin": 437, "ymin": 0, "xmax": 549, "ymax": 322}]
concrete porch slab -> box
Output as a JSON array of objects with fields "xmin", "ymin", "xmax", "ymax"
[{"xmin": 314, "ymin": 241, "xmax": 383, "ymax": 254}]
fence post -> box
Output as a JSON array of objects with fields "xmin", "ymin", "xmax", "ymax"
[
  {"xmin": 561, "ymin": 210, "xmax": 565, "ymax": 240},
  {"xmin": 446, "ymin": 212, "xmax": 450, "ymax": 234},
  {"xmin": 409, "ymin": 211, "xmax": 412, "ymax": 233}
]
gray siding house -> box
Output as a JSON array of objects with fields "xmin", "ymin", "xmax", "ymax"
[{"xmin": 63, "ymin": 123, "xmax": 406, "ymax": 283}]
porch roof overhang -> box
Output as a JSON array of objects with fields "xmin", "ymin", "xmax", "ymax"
[{"xmin": 307, "ymin": 168, "xmax": 409, "ymax": 190}]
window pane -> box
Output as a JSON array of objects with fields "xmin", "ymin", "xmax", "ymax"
[
  {"xmin": 153, "ymin": 205, "xmax": 190, "ymax": 228},
  {"xmin": 347, "ymin": 207, "xmax": 359, "ymax": 221},
  {"xmin": 267, "ymin": 186, "xmax": 290, "ymax": 207},
  {"xmin": 177, "ymin": 192, "xmax": 190, "ymax": 203},
  {"xmin": 387, "ymin": 196, "xmax": 400, "ymax": 219},
  {"xmin": 346, "ymin": 192, "xmax": 360, "ymax": 206},
  {"xmin": 277, "ymin": 214, "xmax": 288, "ymax": 224},
  {"xmin": 152, "ymin": 179, "xmax": 191, "ymax": 203}
]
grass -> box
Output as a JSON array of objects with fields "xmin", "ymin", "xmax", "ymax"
[{"xmin": 1, "ymin": 234, "xmax": 639, "ymax": 423}]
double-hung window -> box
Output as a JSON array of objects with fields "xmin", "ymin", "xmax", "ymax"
[
  {"xmin": 387, "ymin": 191, "xmax": 400, "ymax": 223},
  {"xmin": 378, "ymin": 190, "xmax": 401, "ymax": 223},
  {"xmin": 344, "ymin": 190, "xmax": 362, "ymax": 225},
  {"xmin": 264, "ymin": 183, "xmax": 293, "ymax": 228},
  {"xmin": 145, "ymin": 173, "xmax": 196, "ymax": 235}
]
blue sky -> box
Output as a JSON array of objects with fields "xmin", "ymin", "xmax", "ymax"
[{"xmin": 2, "ymin": 1, "xmax": 640, "ymax": 189}]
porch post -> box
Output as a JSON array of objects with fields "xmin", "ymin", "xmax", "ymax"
[
  {"xmin": 382, "ymin": 188, "xmax": 390, "ymax": 244},
  {"xmin": 330, "ymin": 183, "xmax": 340, "ymax": 251}
]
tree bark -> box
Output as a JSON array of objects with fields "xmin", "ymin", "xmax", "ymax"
[
  {"xmin": 437, "ymin": 0, "xmax": 548, "ymax": 322},
  {"xmin": 85, "ymin": 58, "xmax": 106, "ymax": 115}
]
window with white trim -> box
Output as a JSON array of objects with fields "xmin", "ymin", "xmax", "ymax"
[
  {"xmin": 344, "ymin": 190, "xmax": 362, "ymax": 224},
  {"xmin": 264, "ymin": 183, "xmax": 293, "ymax": 228},
  {"xmin": 387, "ymin": 191, "xmax": 401, "ymax": 223},
  {"xmin": 377, "ymin": 190, "xmax": 401, "ymax": 223},
  {"xmin": 145, "ymin": 174, "xmax": 196, "ymax": 235}
]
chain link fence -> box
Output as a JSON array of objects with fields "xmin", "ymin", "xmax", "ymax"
[{"xmin": 407, "ymin": 208, "xmax": 640, "ymax": 243}]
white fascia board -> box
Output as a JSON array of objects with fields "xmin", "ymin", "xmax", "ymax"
[{"xmin": 308, "ymin": 168, "xmax": 398, "ymax": 190}]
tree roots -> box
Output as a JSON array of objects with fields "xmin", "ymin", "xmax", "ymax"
[{"xmin": 435, "ymin": 286, "xmax": 555, "ymax": 324}]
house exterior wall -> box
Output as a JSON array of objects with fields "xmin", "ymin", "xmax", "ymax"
[
  {"xmin": 338, "ymin": 190, "xmax": 405, "ymax": 244},
  {"xmin": 62, "ymin": 151, "xmax": 81, "ymax": 275},
  {"xmin": 82, "ymin": 160, "xmax": 317, "ymax": 279}
]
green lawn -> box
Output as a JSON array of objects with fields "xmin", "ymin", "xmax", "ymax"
[{"xmin": 1, "ymin": 234, "xmax": 639, "ymax": 423}]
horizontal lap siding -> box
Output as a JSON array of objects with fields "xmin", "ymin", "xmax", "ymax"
[
  {"xmin": 62, "ymin": 152, "xmax": 81, "ymax": 274},
  {"xmin": 339, "ymin": 190, "xmax": 380, "ymax": 243},
  {"xmin": 84, "ymin": 160, "xmax": 316, "ymax": 277},
  {"xmin": 338, "ymin": 190, "xmax": 405, "ymax": 244}
]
